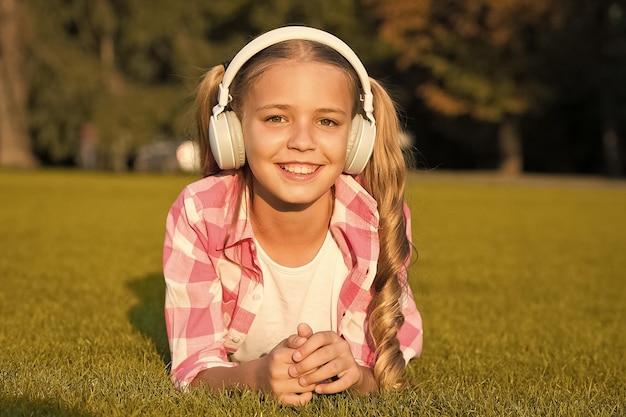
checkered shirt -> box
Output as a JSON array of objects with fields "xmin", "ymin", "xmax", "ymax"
[{"xmin": 163, "ymin": 173, "xmax": 423, "ymax": 387}]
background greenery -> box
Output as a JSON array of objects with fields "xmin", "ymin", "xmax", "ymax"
[
  {"xmin": 2, "ymin": 0, "xmax": 625, "ymax": 175},
  {"xmin": 1, "ymin": 170, "xmax": 624, "ymax": 416}
]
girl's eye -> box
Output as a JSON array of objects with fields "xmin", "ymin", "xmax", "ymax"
[
  {"xmin": 266, "ymin": 115, "xmax": 285, "ymax": 123},
  {"xmin": 319, "ymin": 118, "xmax": 338, "ymax": 127}
]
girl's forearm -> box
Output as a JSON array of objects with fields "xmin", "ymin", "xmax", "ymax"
[{"xmin": 190, "ymin": 359, "xmax": 262, "ymax": 390}]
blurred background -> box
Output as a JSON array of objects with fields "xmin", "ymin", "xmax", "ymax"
[{"xmin": 1, "ymin": 0, "xmax": 625, "ymax": 177}]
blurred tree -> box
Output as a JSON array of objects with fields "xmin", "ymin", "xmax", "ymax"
[
  {"xmin": 366, "ymin": 0, "xmax": 565, "ymax": 175},
  {"xmin": 512, "ymin": 0, "xmax": 626, "ymax": 176},
  {"xmin": 27, "ymin": 0, "xmax": 109, "ymax": 166},
  {"xmin": 246, "ymin": 0, "xmax": 391, "ymax": 64},
  {"xmin": 553, "ymin": 0, "xmax": 626, "ymax": 177},
  {"xmin": 25, "ymin": 0, "xmax": 249, "ymax": 168},
  {"xmin": 23, "ymin": 0, "xmax": 387, "ymax": 168},
  {"xmin": 0, "ymin": 0, "xmax": 37, "ymax": 167}
]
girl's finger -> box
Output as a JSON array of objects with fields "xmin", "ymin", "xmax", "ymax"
[
  {"xmin": 292, "ymin": 331, "xmax": 338, "ymax": 362},
  {"xmin": 297, "ymin": 322, "xmax": 314, "ymax": 338}
]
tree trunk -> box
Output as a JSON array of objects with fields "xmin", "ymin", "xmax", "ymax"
[
  {"xmin": 96, "ymin": 0, "xmax": 129, "ymax": 171},
  {"xmin": 601, "ymin": 93, "xmax": 622, "ymax": 178},
  {"xmin": 0, "ymin": 0, "xmax": 37, "ymax": 167},
  {"xmin": 497, "ymin": 116, "xmax": 523, "ymax": 176}
]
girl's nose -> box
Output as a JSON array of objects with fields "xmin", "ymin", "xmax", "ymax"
[{"xmin": 287, "ymin": 122, "xmax": 316, "ymax": 151}]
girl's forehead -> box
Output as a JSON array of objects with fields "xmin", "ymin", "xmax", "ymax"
[{"xmin": 243, "ymin": 61, "xmax": 354, "ymax": 112}]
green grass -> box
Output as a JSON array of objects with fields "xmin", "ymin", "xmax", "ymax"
[{"xmin": 1, "ymin": 169, "xmax": 624, "ymax": 416}]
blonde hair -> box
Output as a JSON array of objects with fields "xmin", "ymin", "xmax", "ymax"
[
  {"xmin": 195, "ymin": 64, "xmax": 225, "ymax": 178},
  {"xmin": 361, "ymin": 79, "xmax": 410, "ymax": 388},
  {"xmin": 195, "ymin": 40, "xmax": 412, "ymax": 389}
]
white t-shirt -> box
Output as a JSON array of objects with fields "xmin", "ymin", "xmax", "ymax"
[{"xmin": 231, "ymin": 231, "xmax": 349, "ymax": 362}]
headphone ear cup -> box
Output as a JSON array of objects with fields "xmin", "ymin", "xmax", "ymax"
[
  {"xmin": 345, "ymin": 115, "xmax": 376, "ymax": 175},
  {"xmin": 209, "ymin": 111, "xmax": 245, "ymax": 169}
]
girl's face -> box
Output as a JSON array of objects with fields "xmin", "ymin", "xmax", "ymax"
[{"xmin": 241, "ymin": 60, "xmax": 354, "ymax": 211}]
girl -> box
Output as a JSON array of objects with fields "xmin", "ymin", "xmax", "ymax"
[{"xmin": 163, "ymin": 26, "xmax": 422, "ymax": 406}]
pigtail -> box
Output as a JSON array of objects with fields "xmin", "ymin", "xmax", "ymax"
[
  {"xmin": 195, "ymin": 65, "xmax": 226, "ymax": 177},
  {"xmin": 361, "ymin": 79, "xmax": 411, "ymax": 389}
]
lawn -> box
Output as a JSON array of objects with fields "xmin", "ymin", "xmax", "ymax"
[{"xmin": 1, "ymin": 169, "xmax": 624, "ymax": 416}]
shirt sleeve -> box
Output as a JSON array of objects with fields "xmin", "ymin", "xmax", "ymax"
[
  {"xmin": 397, "ymin": 202, "xmax": 423, "ymax": 363},
  {"xmin": 163, "ymin": 188, "xmax": 235, "ymax": 388}
]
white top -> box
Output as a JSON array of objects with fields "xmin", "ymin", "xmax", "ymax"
[{"xmin": 231, "ymin": 231, "xmax": 349, "ymax": 362}]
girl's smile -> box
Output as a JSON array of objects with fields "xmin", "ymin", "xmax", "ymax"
[{"xmin": 279, "ymin": 163, "xmax": 319, "ymax": 175}]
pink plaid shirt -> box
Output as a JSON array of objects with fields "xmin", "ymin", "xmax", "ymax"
[{"xmin": 163, "ymin": 172, "xmax": 423, "ymax": 387}]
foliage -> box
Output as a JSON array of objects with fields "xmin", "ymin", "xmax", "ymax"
[
  {"xmin": 9, "ymin": 0, "xmax": 625, "ymax": 174},
  {"xmin": 21, "ymin": 0, "xmax": 388, "ymax": 167},
  {"xmin": 25, "ymin": 0, "xmax": 222, "ymax": 165},
  {"xmin": 1, "ymin": 170, "xmax": 624, "ymax": 416},
  {"xmin": 366, "ymin": 0, "xmax": 565, "ymax": 122}
]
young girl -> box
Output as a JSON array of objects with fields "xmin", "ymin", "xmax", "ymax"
[{"xmin": 163, "ymin": 26, "xmax": 423, "ymax": 406}]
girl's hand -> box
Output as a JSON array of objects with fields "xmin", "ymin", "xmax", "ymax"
[
  {"xmin": 287, "ymin": 323, "xmax": 374, "ymax": 394},
  {"xmin": 258, "ymin": 333, "xmax": 317, "ymax": 406}
]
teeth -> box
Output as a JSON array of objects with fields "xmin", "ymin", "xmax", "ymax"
[{"xmin": 283, "ymin": 165, "xmax": 316, "ymax": 174}]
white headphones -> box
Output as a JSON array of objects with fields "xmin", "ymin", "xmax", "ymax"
[{"xmin": 208, "ymin": 26, "xmax": 377, "ymax": 175}]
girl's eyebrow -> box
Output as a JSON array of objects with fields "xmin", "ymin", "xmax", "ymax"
[
  {"xmin": 255, "ymin": 104, "xmax": 291, "ymax": 112},
  {"xmin": 317, "ymin": 107, "xmax": 348, "ymax": 116}
]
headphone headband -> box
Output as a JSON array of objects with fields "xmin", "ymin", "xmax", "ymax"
[{"xmin": 212, "ymin": 26, "xmax": 375, "ymax": 126}]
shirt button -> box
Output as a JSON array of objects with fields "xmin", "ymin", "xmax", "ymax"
[
  {"xmin": 231, "ymin": 337, "xmax": 240, "ymax": 343},
  {"xmin": 253, "ymin": 294, "xmax": 261, "ymax": 301}
]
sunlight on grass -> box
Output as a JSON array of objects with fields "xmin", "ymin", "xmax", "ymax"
[{"xmin": 1, "ymin": 170, "xmax": 624, "ymax": 416}]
